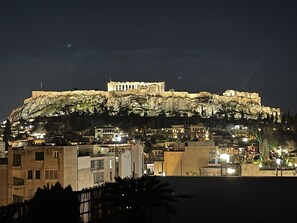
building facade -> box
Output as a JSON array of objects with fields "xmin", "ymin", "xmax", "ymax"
[
  {"xmin": 77, "ymin": 155, "xmax": 115, "ymax": 190},
  {"xmin": 94, "ymin": 126, "xmax": 123, "ymax": 142},
  {"xmin": 6, "ymin": 146, "xmax": 78, "ymax": 204},
  {"xmin": 164, "ymin": 141, "xmax": 218, "ymax": 176},
  {"xmin": 118, "ymin": 144, "xmax": 144, "ymax": 178},
  {"xmin": 3, "ymin": 145, "xmax": 117, "ymax": 206}
]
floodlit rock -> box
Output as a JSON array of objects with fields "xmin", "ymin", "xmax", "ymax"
[{"xmin": 9, "ymin": 88, "xmax": 281, "ymax": 122}]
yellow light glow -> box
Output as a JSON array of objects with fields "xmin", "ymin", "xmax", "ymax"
[
  {"xmin": 220, "ymin": 154, "xmax": 230, "ymax": 163},
  {"xmin": 242, "ymin": 137, "xmax": 248, "ymax": 142},
  {"xmin": 227, "ymin": 168, "xmax": 236, "ymax": 174}
]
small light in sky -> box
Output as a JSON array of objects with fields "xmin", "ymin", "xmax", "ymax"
[{"xmin": 66, "ymin": 43, "xmax": 72, "ymax": 48}]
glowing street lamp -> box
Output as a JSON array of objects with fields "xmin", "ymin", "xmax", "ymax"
[{"xmin": 275, "ymin": 158, "xmax": 282, "ymax": 176}]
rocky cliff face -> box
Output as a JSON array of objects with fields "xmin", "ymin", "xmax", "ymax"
[{"xmin": 9, "ymin": 89, "xmax": 281, "ymax": 122}]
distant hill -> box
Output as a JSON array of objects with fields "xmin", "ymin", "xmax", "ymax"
[{"xmin": 9, "ymin": 89, "xmax": 281, "ymax": 123}]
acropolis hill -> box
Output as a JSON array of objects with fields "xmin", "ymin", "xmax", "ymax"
[{"xmin": 9, "ymin": 81, "xmax": 281, "ymax": 122}]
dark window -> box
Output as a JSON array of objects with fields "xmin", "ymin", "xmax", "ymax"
[
  {"xmin": 91, "ymin": 160, "xmax": 95, "ymax": 170},
  {"xmin": 98, "ymin": 160, "xmax": 104, "ymax": 170},
  {"xmin": 35, "ymin": 152, "xmax": 44, "ymax": 161},
  {"xmin": 91, "ymin": 160, "xmax": 104, "ymax": 170},
  {"xmin": 35, "ymin": 170, "xmax": 41, "ymax": 179},
  {"xmin": 13, "ymin": 154, "xmax": 21, "ymax": 166},
  {"xmin": 28, "ymin": 170, "xmax": 33, "ymax": 179},
  {"xmin": 13, "ymin": 195, "xmax": 23, "ymax": 203},
  {"xmin": 45, "ymin": 170, "xmax": 58, "ymax": 179},
  {"xmin": 13, "ymin": 177, "xmax": 24, "ymax": 185}
]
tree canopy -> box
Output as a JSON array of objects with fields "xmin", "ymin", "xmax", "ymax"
[
  {"xmin": 103, "ymin": 175, "xmax": 177, "ymax": 222},
  {"xmin": 26, "ymin": 182, "xmax": 80, "ymax": 223}
]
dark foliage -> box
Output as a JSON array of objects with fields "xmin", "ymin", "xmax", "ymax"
[
  {"xmin": 3, "ymin": 119, "xmax": 12, "ymax": 151},
  {"xmin": 26, "ymin": 182, "xmax": 80, "ymax": 223},
  {"xmin": 103, "ymin": 175, "xmax": 177, "ymax": 222}
]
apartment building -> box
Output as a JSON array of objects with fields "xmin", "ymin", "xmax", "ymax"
[{"xmin": 3, "ymin": 145, "xmax": 116, "ymax": 205}]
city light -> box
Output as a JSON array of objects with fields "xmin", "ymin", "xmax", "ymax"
[
  {"xmin": 220, "ymin": 154, "xmax": 230, "ymax": 163},
  {"xmin": 242, "ymin": 137, "xmax": 248, "ymax": 142},
  {"xmin": 227, "ymin": 168, "xmax": 236, "ymax": 175}
]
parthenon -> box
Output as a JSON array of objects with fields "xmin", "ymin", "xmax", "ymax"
[{"xmin": 107, "ymin": 81, "xmax": 165, "ymax": 92}]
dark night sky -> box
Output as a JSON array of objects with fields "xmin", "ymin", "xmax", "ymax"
[{"xmin": 0, "ymin": 0, "xmax": 297, "ymax": 121}]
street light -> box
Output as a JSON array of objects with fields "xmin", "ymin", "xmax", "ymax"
[{"xmin": 275, "ymin": 158, "xmax": 282, "ymax": 176}]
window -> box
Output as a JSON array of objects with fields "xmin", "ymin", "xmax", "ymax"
[
  {"xmin": 94, "ymin": 172, "xmax": 104, "ymax": 184},
  {"xmin": 91, "ymin": 160, "xmax": 95, "ymax": 170},
  {"xmin": 35, "ymin": 170, "xmax": 41, "ymax": 179},
  {"xmin": 53, "ymin": 151, "xmax": 59, "ymax": 158},
  {"xmin": 13, "ymin": 177, "xmax": 24, "ymax": 185},
  {"xmin": 91, "ymin": 160, "xmax": 104, "ymax": 170},
  {"xmin": 35, "ymin": 152, "xmax": 44, "ymax": 161},
  {"xmin": 45, "ymin": 170, "xmax": 58, "ymax": 179},
  {"xmin": 13, "ymin": 195, "xmax": 23, "ymax": 203},
  {"xmin": 98, "ymin": 160, "xmax": 104, "ymax": 170},
  {"xmin": 13, "ymin": 154, "xmax": 21, "ymax": 166},
  {"xmin": 27, "ymin": 170, "xmax": 33, "ymax": 179},
  {"xmin": 27, "ymin": 189, "xmax": 33, "ymax": 198}
]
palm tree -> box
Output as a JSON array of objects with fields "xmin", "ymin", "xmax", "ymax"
[{"xmin": 103, "ymin": 175, "xmax": 177, "ymax": 222}]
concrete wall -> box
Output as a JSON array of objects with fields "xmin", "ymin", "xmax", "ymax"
[
  {"xmin": 0, "ymin": 142, "xmax": 5, "ymax": 157},
  {"xmin": 63, "ymin": 147, "xmax": 78, "ymax": 190},
  {"xmin": 0, "ymin": 162, "xmax": 8, "ymax": 206},
  {"xmin": 102, "ymin": 156, "xmax": 115, "ymax": 183},
  {"xmin": 154, "ymin": 161, "xmax": 164, "ymax": 176},
  {"xmin": 164, "ymin": 152, "xmax": 184, "ymax": 176},
  {"xmin": 77, "ymin": 156, "xmax": 92, "ymax": 190},
  {"xmin": 241, "ymin": 164, "xmax": 296, "ymax": 177},
  {"xmin": 119, "ymin": 150, "xmax": 132, "ymax": 178},
  {"xmin": 131, "ymin": 144, "xmax": 143, "ymax": 178}
]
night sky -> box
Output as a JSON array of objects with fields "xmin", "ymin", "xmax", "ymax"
[{"xmin": 0, "ymin": 0, "xmax": 297, "ymax": 121}]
